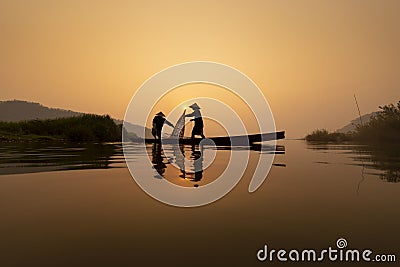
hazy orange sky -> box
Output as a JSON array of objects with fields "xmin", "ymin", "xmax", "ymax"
[{"xmin": 1, "ymin": 0, "xmax": 399, "ymax": 138}]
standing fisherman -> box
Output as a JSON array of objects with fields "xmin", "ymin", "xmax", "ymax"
[
  {"xmin": 152, "ymin": 112, "xmax": 174, "ymax": 140},
  {"xmin": 185, "ymin": 103, "xmax": 205, "ymax": 139}
]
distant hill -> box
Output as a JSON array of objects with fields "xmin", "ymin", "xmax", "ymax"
[
  {"xmin": 336, "ymin": 112, "xmax": 377, "ymax": 133},
  {"xmin": 0, "ymin": 100, "xmax": 152, "ymax": 139},
  {"xmin": 0, "ymin": 100, "xmax": 82, "ymax": 121}
]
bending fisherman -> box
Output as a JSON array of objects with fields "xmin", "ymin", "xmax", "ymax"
[{"xmin": 152, "ymin": 112, "xmax": 174, "ymax": 140}]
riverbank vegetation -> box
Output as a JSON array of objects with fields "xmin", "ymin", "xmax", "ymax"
[
  {"xmin": 0, "ymin": 114, "xmax": 122, "ymax": 142},
  {"xmin": 306, "ymin": 101, "xmax": 400, "ymax": 144},
  {"xmin": 305, "ymin": 129, "xmax": 353, "ymax": 142}
]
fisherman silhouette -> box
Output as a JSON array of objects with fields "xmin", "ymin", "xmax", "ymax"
[
  {"xmin": 185, "ymin": 103, "xmax": 205, "ymax": 139},
  {"xmin": 152, "ymin": 111, "xmax": 174, "ymax": 140}
]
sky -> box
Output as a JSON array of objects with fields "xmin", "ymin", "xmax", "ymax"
[{"xmin": 1, "ymin": 0, "xmax": 399, "ymax": 138}]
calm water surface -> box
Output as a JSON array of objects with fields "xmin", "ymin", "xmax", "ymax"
[{"xmin": 0, "ymin": 140, "xmax": 399, "ymax": 266}]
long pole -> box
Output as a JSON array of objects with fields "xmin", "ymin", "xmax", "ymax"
[
  {"xmin": 354, "ymin": 93, "xmax": 365, "ymax": 194},
  {"xmin": 354, "ymin": 94, "xmax": 363, "ymax": 126}
]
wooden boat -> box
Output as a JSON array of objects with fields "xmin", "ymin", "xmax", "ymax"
[{"xmin": 143, "ymin": 131, "xmax": 285, "ymax": 146}]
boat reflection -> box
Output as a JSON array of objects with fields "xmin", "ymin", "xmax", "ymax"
[{"xmin": 150, "ymin": 142, "xmax": 285, "ymax": 187}]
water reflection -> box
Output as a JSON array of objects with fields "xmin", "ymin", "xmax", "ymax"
[
  {"xmin": 190, "ymin": 145, "xmax": 204, "ymax": 183},
  {"xmin": 354, "ymin": 143, "xmax": 400, "ymax": 183},
  {"xmin": 151, "ymin": 143, "xmax": 168, "ymax": 177},
  {"xmin": 173, "ymin": 144, "xmax": 186, "ymax": 179},
  {"xmin": 307, "ymin": 141, "xmax": 400, "ymax": 183},
  {"xmin": 0, "ymin": 142, "xmax": 124, "ymax": 175},
  {"xmin": 3, "ymin": 140, "xmax": 400, "ymax": 267},
  {"xmin": 0, "ymin": 141, "xmax": 285, "ymax": 179},
  {"xmin": 149, "ymin": 143, "xmax": 285, "ymax": 188},
  {"xmin": 151, "ymin": 143, "xmax": 204, "ymax": 186}
]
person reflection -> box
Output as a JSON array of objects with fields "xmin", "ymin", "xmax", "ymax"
[
  {"xmin": 190, "ymin": 144, "xmax": 203, "ymax": 183},
  {"xmin": 151, "ymin": 143, "xmax": 167, "ymax": 177},
  {"xmin": 172, "ymin": 144, "xmax": 204, "ymax": 186}
]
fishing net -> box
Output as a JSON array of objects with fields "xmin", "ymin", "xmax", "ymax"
[{"xmin": 170, "ymin": 110, "xmax": 186, "ymax": 139}]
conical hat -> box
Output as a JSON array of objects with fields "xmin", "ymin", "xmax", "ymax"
[
  {"xmin": 156, "ymin": 111, "xmax": 165, "ymax": 116},
  {"xmin": 189, "ymin": 103, "xmax": 200, "ymax": 109}
]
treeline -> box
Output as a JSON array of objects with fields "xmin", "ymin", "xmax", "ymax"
[
  {"xmin": 305, "ymin": 129, "xmax": 352, "ymax": 142},
  {"xmin": 0, "ymin": 114, "xmax": 122, "ymax": 142},
  {"xmin": 306, "ymin": 101, "xmax": 400, "ymax": 143}
]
